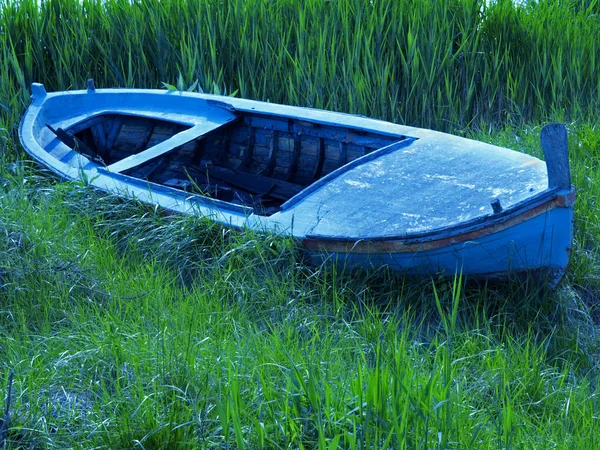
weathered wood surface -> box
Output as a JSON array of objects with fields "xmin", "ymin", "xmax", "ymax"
[
  {"xmin": 107, "ymin": 116, "xmax": 237, "ymax": 173},
  {"xmin": 73, "ymin": 109, "xmax": 400, "ymax": 213},
  {"xmin": 184, "ymin": 165, "xmax": 304, "ymax": 203},
  {"xmin": 540, "ymin": 123, "xmax": 570, "ymax": 190},
  {"xmin": 20, "ymin": 85, "xmax": 575, "ymax": 281},
  {"xmin": 60, "ymin": 107, "xmax": 562, "ymax": 227}
]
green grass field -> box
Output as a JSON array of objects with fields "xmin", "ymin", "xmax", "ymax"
[{"xmin": 1, "ymin": 0, "xmax": 600, "ymax": 448}]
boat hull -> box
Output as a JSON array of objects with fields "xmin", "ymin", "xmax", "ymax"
[
  {"xmin": 303, "ymin": 191, "xmax": 574, "ymax": 284},
  {"xmin": 19, "ymin": 83, "xmax": 575, "ymax": 283}
]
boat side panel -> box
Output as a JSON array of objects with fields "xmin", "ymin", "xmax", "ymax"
[{"xmin": 303, "ymin": 206, "xmax": 573, "ymax": 277}]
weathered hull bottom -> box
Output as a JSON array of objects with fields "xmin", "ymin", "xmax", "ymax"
[{"xmin": 303, "ymin": 202, "xmax": 573, "ymax": 286}]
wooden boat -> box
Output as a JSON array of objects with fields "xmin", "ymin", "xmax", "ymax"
[{"xmin": 19, "ymin": 81, "xmax": 575, "ymax": 284}]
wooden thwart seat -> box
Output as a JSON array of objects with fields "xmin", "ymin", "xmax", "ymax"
[{"xmin": 106, "ymin": 116, "xmax": 238, "ymax": 174}]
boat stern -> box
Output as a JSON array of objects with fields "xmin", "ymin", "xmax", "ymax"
[{"xmin": 301, "ymin": 123, "xmax": 575, "ymax": 286}]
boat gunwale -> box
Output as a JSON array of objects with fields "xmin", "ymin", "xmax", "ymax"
[{"xmin": 29, "ymin": 86, "xmax": 421, "ymax": 140}]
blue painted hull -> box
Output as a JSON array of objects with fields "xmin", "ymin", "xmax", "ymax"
[
  {"xmin": 19, "ymin": 83, "xmax": 575, "ymax": 284},
  {"xmin": 304, "ymin": 202, "xmax": 573, "ymax": 282}
]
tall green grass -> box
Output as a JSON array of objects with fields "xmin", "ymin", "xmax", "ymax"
[
  {"xmin": 1, "ymin": 0, "xmax": 599, "ymax": 137},
  {"xmin": 1, "ymin": 0, "xmax": 600, "ymax": 448},
  {"xmin": 1, "ymin": 173, "xmax": 598, "ymax": 448}
]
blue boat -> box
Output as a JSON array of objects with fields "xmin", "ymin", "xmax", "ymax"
[{"xmin": 19, "ymin": 81, "xmax": 575, "ymax": 284}]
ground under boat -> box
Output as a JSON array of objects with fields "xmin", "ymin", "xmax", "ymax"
[{"xmin": 19, "ymin": 81, "xmax": 575, "ymax": 284}]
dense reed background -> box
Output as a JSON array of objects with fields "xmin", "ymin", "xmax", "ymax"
[
  {"xmin": 1, "ymin": 0, "xmax": 599, "ymax": 132},
  {"xmin": 1, "ymin": 0, "xmax": 600, "ymax": 448}
]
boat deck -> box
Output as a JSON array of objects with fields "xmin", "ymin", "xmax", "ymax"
[{"xmin": 276, "ymin": 134, "xmax": 549, "ymax": 239}]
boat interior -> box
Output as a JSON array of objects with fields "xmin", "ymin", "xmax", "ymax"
[{"xmin": 57, "ymin": 109, "xmax": 407, "ymax": 215}]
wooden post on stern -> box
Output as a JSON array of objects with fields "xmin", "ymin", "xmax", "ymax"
[{"xmin": 540, "ymin": 123, "xmax": 570, "ymax": 190}]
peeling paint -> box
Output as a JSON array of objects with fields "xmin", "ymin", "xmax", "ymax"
[
  {"xmin": 344, "ymin": 179, "xmax": 372, "ymax": 189},
  {"xmin": 487, "ymin": 187, "xmax": 514, "ymax": 196},
  {"xmin": 424, "ymin": 174, "xmax": 457, "ymax": 181}
]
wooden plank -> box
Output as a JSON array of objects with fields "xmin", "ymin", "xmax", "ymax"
[
  {"xmin": 321, "ymin": 160, "xmax": 338, "ymax": 176},
  {"xmin": 68, "ymin": 114, "xmax": 111, "ymax": 135},
  {"xmin": 246, "ymin": 114, "xmax": 401, "ymax": 148},
  {"xmin": 297, "ymin": 137, "xmax": 320, "ymax": 157},
  {"xmin": 145, "ymin": 123, "xmax": 185, "ymax": 148},
  {"xmin": 191, "ymin": 138, "xmax": 206, "ymax": 165},
  {"xmin": 104, "ymin": 119, "xmax": 124, "ymax": 161},
  {"xmin": 107, "ymin": 119, "xmax": 237, "ymax": 174},
  {"xmin": 267, "ymin": 177, "xmax": 305, "ymax": 201},
  {"xmin": 324, "ymin": 142, "xmax": 339, "ymax": 160},
  {"xmin": 228, "ymin": 143, "xmax": 246, "ymax": 159},
  {"xmin": 347, "ymin": 146, "xmax": 365, "ymax": 162},
  {"xmin": 272, "ymin": 165, "xmax": 288, "ymax": 179},
  {"xmin": 238, "ymin": 120, "xmax": 255, "ymax": 169},
  {"xmin": 129, "ymin": 156, "xmax": 167, "ymax": 179},
  {"xmin": 229, "ymin": 126, "xmax": 251, "ymax": 143},
  {"xmin": 296, "ymin": 154, "xmax": 317, "ymax": 179},
  {"xmin": 220, "ymin": 136, "xmax": 231, "ymax": 165},
  {"xmin": 176, "ymin": 140, "xmax": 200, "ymax": 161},
  {"xmin": 252, "ymin": 129, "xmax": 271, "ymax": 147},
  {"xmin": 291, "ymin": 175, "xmax": 310, "ymax": 185},
  {"xmin": 250, "ymin": 145, "xmax": 271, "ymax": 164},
  {"xmin": 226, "ymin": 127, "xmax": 325, "ymax": 159},
  {"xmin": 541, "ymin": 123, "xmax": 570, "ymax": 189},
  {"xmin": 134, "ymin": 122, "xmax": 155, "ymax": 152},
  {"xmin": 243, "ymin": 115, "xmax": 288, "ymax": 133},
  {"xmin": 184, "ymin": 163, "xmax": 305, "ymax": 203},
  {"xmin": 274, "ymin": 150, "xmax": 292, "ymax": 167},
  {"xmin": 186, "ymin": 165, "xmax": 274, "ymax": 196}
]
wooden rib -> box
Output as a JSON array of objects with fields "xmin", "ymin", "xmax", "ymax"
[
  {"xmin": 312, "ymin": 137, "xmax": 325, "ymax": 180},
  {"xmin": 261, "ymin": 130, "xmax": 278, "ymax": 176},
  {"xmin": 90, "ymin": 121, "xmax": 107, "ymax": 154},
  {"xmin": 286, "ymin": 134, "xmax": 301, "ymax": 181},
  {"xmin": 239, "ymin": 120, "xmax": 255, "ymax": 169},
  {"xmin": 105, "ymin": 118, "xmax": 123, "ymax": 149},
  {"xmin": 338, "ymin": 141, "xmax": 347, "ymax": 169},
  {"xmin": 222, "ymin": 136, "xmax": 231, "ymax": 165},
  {"xmin": 191, "ymin": 138, "xmax": 206, "ymax": 165}
]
